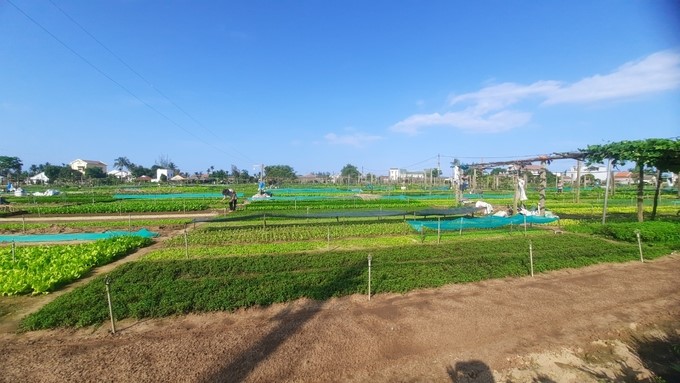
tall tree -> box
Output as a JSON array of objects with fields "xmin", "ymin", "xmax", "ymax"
[
  {"xmin": 230, "ymin": 165, "xmax": 241, "ymax": 183},
  {"xmin": 85, "ymin": 167, "xmax": 107, "ymax": 179},
  {"xmin": 264, "ymin": 165, "xmax": 297, "ymax": 183},
  {"xmin": 0, "ymin": 156, "xmax": 23, "ymax": 181},
  {"xmin": 113, "ymin": 157, "xmax": 132, "ymax": 171},
  {"xmin": 340, "ymin": 164, "xmax": 360, "ymax": 184},
  {"xmin": 43, "ymin": 165, "xmax": 62, "ymax": 183},
  {"xmin": 581, "ymin": 138, "xmax": 680, "ymax": 222}
]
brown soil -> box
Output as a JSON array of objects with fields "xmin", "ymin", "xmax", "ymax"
[{"xmin": 1, "ymin": 215, "xmax": 679, "ymax": 382}]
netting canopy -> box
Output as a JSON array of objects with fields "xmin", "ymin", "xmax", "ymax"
[
  {"xmin": 0, "ymin": 228, "xmax": 159, "ymax": 243},
  {"xmin": 407, "ymin": 215, "xmax": 559, "ymax": 231}
]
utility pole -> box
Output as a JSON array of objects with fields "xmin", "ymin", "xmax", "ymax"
[
  {"xmin": 575, "ymin": 159, "xmax": 582, "ymax": 203},
  {"xmin": 437, "ymin": 154, "xmax": 441, "ymax": 186}
]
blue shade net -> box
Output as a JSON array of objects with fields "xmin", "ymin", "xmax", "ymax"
[
  {"xmin": 408, "ymin": 215, "xmax": 559, "ymax": 231},
  {"xmin": 0, "ymin": 228, "xmax": 159, "ymax": 243}
]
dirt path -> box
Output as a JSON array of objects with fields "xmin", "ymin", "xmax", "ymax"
[{"xmin": 1, "ymin": 253, "xmax": 678, "ymax": 382}]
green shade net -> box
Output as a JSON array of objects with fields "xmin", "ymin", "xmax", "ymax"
[
  {"xmin": 407, "ymin": 215, "xmax": 559, "ymax": 231},
  {"xmin": 0, "ymin": 228, "xmax": 159, "ymax": 243}
]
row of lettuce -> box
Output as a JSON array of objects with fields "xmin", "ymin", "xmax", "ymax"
[{"xmin": 1, "ymin": 236, "xmax": 152, "ymax": 296}]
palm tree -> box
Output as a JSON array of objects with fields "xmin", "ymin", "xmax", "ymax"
[{"xmin": 113, "ymin": 157, "xmax": 131, "ymax": 171}]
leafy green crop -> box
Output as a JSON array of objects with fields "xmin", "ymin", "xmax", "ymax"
[
  {"xmin": 1, "ymin": 236, "xmax": 152, "ymax": 296},
  {"xmin": 21, "ymin": 232, "xmax": 672, "ymax": 330},
  {"xmin": 19, "ymin": 200, "xmax": 211, "ymax": 215},
  {"xmin": 165, "ymin": 221, "xmax": 414, "ymax": 246}
]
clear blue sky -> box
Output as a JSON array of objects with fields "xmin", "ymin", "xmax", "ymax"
[{"xmin": 1, "ymin": 0, "xmax": 679, "ymax": 177}]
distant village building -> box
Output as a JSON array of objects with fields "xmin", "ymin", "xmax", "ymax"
[
  {"xmin": 153, "ymin": 168, "xmax": 174, "ymax": 182},
  {"xmin": 389, "ymin": 168, "xmax": 426, "ymax": 182},
  {"xmin": 564, "ymin": 164, "xmax": 608, "ymax": 183},
  {"xmin": 614, "ymin": 171, "xmax": 633, "ymax": 185},
  {"xmin": 107, "ymin": 170, "xmax": 131, "ymax": 180},
  {"xmin": 28, "ymin": 172, "xmax": 49, "ymax": 184},
  {"xmin": 69, "ymin": 159, "xmax": 107, "ymax": 174}
]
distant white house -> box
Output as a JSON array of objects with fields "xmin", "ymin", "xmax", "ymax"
[
  {"xmin": 389, "ymin": 168, "xmax": 426, "ymax": 182},
  {"xmin": 28, "ymin": 172, "xmax": 50, "ymax": 184},
  {"xmin": 564, "ymin": 164, "xmax": 608, "ymax": 183},
  {"xmin": 69, "ymin": 159, "xmax": 107, "ymax": 174},
  {"xmin": 152, "ymin": 168, "xmax": 174, "ymax": 182},
  {"xmin": 108, "ymin": 169, "xmax": 132, "ymax": 180}
]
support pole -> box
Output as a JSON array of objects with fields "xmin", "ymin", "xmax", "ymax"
[
  {"xmin": 539, "ymin": 164, "xmax": 547, "ymax": 215},
  {"xmin": 513, "ymin": 172, "xmax": 519, "ymax": 215},
  {"xmin": 529, "ymin": 241, "xmax": 534, "ymax": 277},
  {"xmin": 105, "ymin": 276, "xmax": 116, "ymax": 334},
  {"xmin": 575, "ymin": 159, "xmax": 582, "ymax": 204},
  {"xmin": 635, "ymin": 230, "xmax": 644, "ymax": 263},
  {"xmin": 437, "ymin": 217, "xmax": 441, "ymax": 244},
  {"xmin": 602, "ymin": 159, "xmax": 612, "ymax": 224},
  {"xmin": 184, "ymin": 224, "xmax": 189, "ymax": 259},
  {"xmin": 367, "ymin": 255, "xmax": 372, "ymax": 301}
]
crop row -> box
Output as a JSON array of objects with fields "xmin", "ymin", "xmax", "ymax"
[
  {"xmin": 148, "ymin": 236, "xmax": 418, "ymax": 259},
  {"xmin": 243, "ymin": 198, "xmax": 430, "ymax": 211},
  {"xmin": 0, "ymin": 236, "xmax": 152, "ymax": 296},
  {"xmin": 21, "ymin": 232, "xmax": 671, "ymax": 329},
  {"xmin": 18, "ymin": 200, "xmax": 212, "ymax": 214},
  {"xmin": 4, "ymin": 194, "xmax": 116, "ymax": 205},
  {"xmin": 165, "ymin": 221, "xmax": 415, "ymax": 246}
]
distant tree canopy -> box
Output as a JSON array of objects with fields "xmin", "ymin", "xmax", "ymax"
[
  {"xmin": 113, "ymin": 157, "xmax": 132, "ymax": 171},
  {"xmin": 211, "ymin": 170, "xmax": 228, "ymax": 180},
  {"xmin": 580, "ymin": 138, "xmax": 680, "ymax": 222},
  {"xmin": 265, "ymin": 165, "xmax": 297, "ymax": 183},
  {"xmin": 340, "ymin": 164, "xmax": 360, "ymax": 183},
  {"xmin": 0, "ymin": 156, "xmax": 23, "ymax": 179},
  {"xmin": 58, "ymin": 166, "xmax": 83, "ymax": 182},
  {"xmin": 85, "ymin": 167, "xmax": 107, "ymax": 179}
]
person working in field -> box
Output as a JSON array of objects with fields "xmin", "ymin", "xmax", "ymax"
[
  {"xmin": 221, "ymin": 188, "xmax": 237, "ymax": 211},
  {"xmin": 221, "ymin": 188, "xmax": 231, "ymax": 201},
  {"xmin": 229, "ymin": 189, "xmax": 237, "ymax": 211}
]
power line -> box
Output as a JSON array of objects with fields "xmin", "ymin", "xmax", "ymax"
[
  {"xmin": 398, "ymin": 155, "xmax": 438, "ymax": 170},
  {"xmin": 46, "ymin": 0, "xmax": 252, "ymax": 164},
  {"xmin": 8, "ymin": 0, "xmax": 252, "ymax": 164}
]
